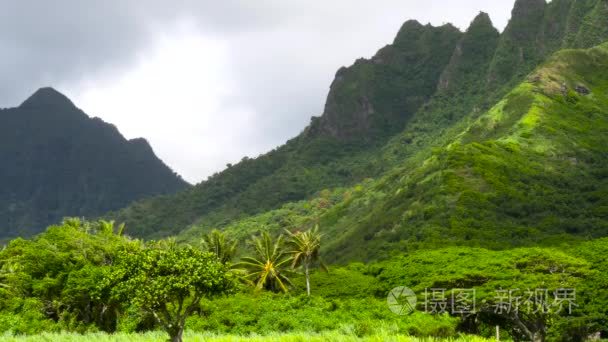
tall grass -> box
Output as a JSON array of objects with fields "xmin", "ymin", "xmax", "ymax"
[{"xmin": 1, "ymin": 331, "xmax": 495, "ymax": 342}]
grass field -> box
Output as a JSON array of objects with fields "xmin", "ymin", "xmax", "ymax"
[{"xmin": 1, "ymin": 331, "xmax": 495, "ymax": 342}]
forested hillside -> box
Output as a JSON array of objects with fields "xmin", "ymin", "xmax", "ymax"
[
  {"xmin": 108, "ymin": 20, "xmax": 464, "ymax": 238},
  {"xmin": 111, "ymin": 0, "xmax": 608, "ymax": 247},
  {"xmin": 182, "ymin": 42, "xmax": 608, "ymax": 263}
]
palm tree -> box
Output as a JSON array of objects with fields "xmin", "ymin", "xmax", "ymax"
[
  {"xmin": 285, "ymin": 225, "xmax": 325, "ymax": 296},
  {"xmin": 97, "ymin": 220, "xmax": 126, "ymax": 236},
  {"xmin": 236, "ymin": 232, "xmax": 293, "ymax": 293},
  {"xmin": 0, "ymin": 269, "xmax": 10, "ymax": 292},
  {"xmin": 0, "ymin": 251, "xmax": 16, "ymax": 293},
  {"xmin": 201, "ymin": 229, "xmax": 237, "ymax": 264},
  {"xmin": 154, "ymin": 237, "xmax": 179, "ymax": 250}
]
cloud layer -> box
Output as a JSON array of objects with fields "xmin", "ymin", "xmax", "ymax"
[{"xmin": 0, "ymin": 1, "xmax": 516, "ymax": 183}]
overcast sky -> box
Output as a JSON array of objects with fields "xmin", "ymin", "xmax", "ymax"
[{"xmin": 0, "ymin": 1, "xmax": 516, "ymax": 183}]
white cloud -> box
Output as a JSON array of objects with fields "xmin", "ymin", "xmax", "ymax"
[{"xmin": 64, "ymin": 23, "xmax": 261, "ymax": 183}]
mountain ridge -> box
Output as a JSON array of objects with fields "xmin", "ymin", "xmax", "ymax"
[
  {"xmin": 0, "ymin": 88, "xmax": 189, "ymax": 238},
  {"xmin": 197, "ymin": 42, "xmax": 608, "ymax": 263},
  {"xmin": 106, "ymin": 0, "xmax": 608, "ymax": 250},
  {"xmin": 20, "ymin": 87, "xmax": 77, "ymax": 109}
]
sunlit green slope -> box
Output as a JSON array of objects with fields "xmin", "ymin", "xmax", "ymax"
[
  {"xmin": 196, "ymin": 43, "xmax": 608, "ymax": 262},
  {"xmin": 323, "ymin": 43, "xmax": 608, "ymax": 261}
]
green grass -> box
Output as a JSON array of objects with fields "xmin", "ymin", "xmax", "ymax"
[{"xmin": 0, "ymin": 331, "xmax": 494, "ymax": 342}]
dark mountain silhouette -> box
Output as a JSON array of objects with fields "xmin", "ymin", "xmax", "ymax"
[{"xmin": 0, "ymin": 88, "xmax": 189, "ymax": 238}]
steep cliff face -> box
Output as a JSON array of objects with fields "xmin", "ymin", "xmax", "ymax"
[
  {"xmin": 308, "ymin": 21, "xmax": 462, "ymax": 141},
  {"xmin": 537, "ymin": 0, "xmax": 573, "ymax": 54},
  {"xmin": 320, "ymin": 42, "xmax": 608, "ymax": 262},
  {"xmin": 562, "ymin": 0, "xmax": 601, "ymax": 47},
  {"xmin": 437, "ymin": 12, "xmax": 500, "ymax": 93},
  {"xmin": 571, "ymin": 0, "xmax": 608, "ymax": 48},
  {"xmin": 0, "ymin": 88, "xmax": 189, "ymax": 238},
  {"xmin": 488, "ymin": 0, "xmax": 608, "ymax": 90},
  {"xmin": 487, "ymin": 0, "xmax": 547, "ymax": 87},
  {"xmin": 377, "ymin": 12, "xmax": 501, "ymax": 166}
]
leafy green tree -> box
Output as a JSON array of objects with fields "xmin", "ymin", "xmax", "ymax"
[
  {"xmin": 285, "ymin": 225, "xmax": 326, "ymax": 296},
  {"xmin": 0, "ymin": 218, "xmax": 139, "ymax": 332},
  {"xmin": 201, "ymin": 229, "xmax": 237, "ymax": 264},
  {"xmin": 108, "ymin": 244, "xmax": 234, "ymax": 342},
  {"xmin": 236, "ymin": 232, "xmax": 293, "ymax": 293}
]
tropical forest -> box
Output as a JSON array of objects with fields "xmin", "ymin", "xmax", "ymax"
[{"xmin": 1, "ymin": 0, "xmax": 608, "ymax": 341}]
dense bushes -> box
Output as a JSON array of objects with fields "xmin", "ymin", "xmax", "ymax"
[
  {"xmin": 2, "ymin": 220, "xmax": 608, "ymax": 340},
  {"xmin": 0, "ymin": 220, "xmax": 461, "ymax": 339},
  {"xmin": 186, "ymin": 293, "xmax": 458, "ymax": 337}
]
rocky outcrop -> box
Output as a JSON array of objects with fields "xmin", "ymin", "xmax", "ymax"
[{"xmin": 308, "ymin": 22, "xmax": 462, "ymax": 141}]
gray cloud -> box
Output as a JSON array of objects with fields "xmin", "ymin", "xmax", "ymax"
[{"xmin": 0, "ymin": 1, "xmax": 516, "ymax": 182}]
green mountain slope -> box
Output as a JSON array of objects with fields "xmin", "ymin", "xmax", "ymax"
[
  {"xmin": 109, "ymin": 22, "xmax": 463, "ymax": 238},
  {"xmin": 110, "ymin": 0, "xmax": 608, "ymax": 245},
  {"xmin": 0, "ymin": 88, "xmax": 189, "ymax": 238},
  {"xmin": 328, "ymin": 43, "xmax": 608, "ymax": 261},
  {"xmin": 203, "ymin": 42, "xmax": 608, "ymax": 264}
]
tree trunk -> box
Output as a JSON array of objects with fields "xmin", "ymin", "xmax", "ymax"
[
  {"xmin": 305, "ymin": 263, "xmax": 310, "ymax": 296},
  {"xmin": 531, "ymin": 330, "xmax": 545, "ymax": 342},
  {"xmin": 169, "ymin": 326, "xmax": 183, "ymax": 342}
]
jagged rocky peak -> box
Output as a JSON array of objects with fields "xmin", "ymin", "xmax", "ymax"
[
  {"xmin": 307, "ymin": 20, "xmax": 461, "ymax": 141},
  {"xmin": 469, "ymin": 11, "xmax": 494, "ymax": 29},
  {"xmin": 513, "ymin": 0, "xmax": 547, "ymax": 15},
  {"xmin": 19, "ymin": 87, "xmax": 76, "ymax": 109},
  {"xmin": 392, "ymin": 19, "xmax": 425, "ymax": 45},
  {"xmin": 437, "ymin": 12, "xmax": 499, "ymax": 92},
  {"xmin": 486, "ymin": 0, "xmax": 548, "ymax": 86},
  {"xmin": 506, "ymin": 0, "xmax": 547, "ymax": 38}
]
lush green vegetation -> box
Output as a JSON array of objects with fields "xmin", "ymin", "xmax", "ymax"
[
  {"xmin": 325, "ymin": 42, "xmax": 608, "ymax": 261},
  {"xmin": 3, "ymin": 1, "xmax": 608, "ymax": 341},
  {"xmin": 2, "ymin": 219, "xmax": 608, "ymax": 341},
  {"xmin": 191, "ymin": 42, "xmax": 608, "ymax": 265},
  {"xmin": 106, "ymin": 21, "xmax": 463, "ymax": 240},
  {"xmin": 106, "ymin": 0, "xmax": 608, "ymax": 249},
  {"xmin": 0, "ymin": 331, "xmax": 494, "ymax": 342}
]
